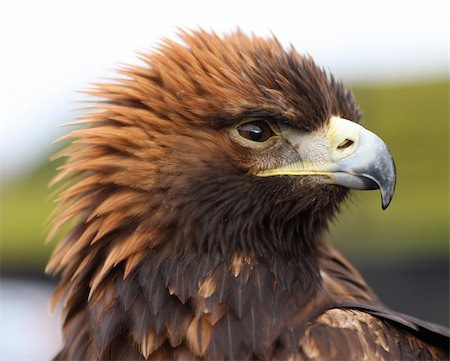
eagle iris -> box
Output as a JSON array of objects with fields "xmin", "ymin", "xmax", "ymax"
[{"xmin": 237, "ymin": 121, "xmax": 275, "ymax": 142}]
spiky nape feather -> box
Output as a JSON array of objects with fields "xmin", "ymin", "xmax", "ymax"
[{"xmin": 47, "ymin": 30, "xmax": 448, "ymax": 360}]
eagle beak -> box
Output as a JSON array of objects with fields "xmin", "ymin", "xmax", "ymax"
[{"xmin": 256, "ymin": 116, "xmax": 396, "ymax": 209}]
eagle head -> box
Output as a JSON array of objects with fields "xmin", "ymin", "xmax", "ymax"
[
  {"xmin": 47, "ymin": 30, "xmax": 399, "ymax": 360},
  {"xmin": 48, "ymin": 27, "xmax": 397, "ymax": 303}
]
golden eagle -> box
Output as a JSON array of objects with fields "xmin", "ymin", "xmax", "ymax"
[{"xmin": 47, "ymin": 30, "xmax": 449, "ymax": 360}]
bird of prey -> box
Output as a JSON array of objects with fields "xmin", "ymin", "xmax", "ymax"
[{"xmin": 46, "ymin": 30, "xmax": 449, "ymax": 360}]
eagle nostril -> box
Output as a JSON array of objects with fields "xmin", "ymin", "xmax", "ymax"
[{"xmin": 337, "ymin": 139, "xmax": 354, "ymax": 150}]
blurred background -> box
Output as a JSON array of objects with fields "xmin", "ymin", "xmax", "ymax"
[{"xmin": 0, "ymin": 0, "xmax": 448, "ymax": 359}]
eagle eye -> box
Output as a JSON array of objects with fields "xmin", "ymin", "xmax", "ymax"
[{"xmin": 237, "ymin": 121, "xmax": 276, "ymax": 142}]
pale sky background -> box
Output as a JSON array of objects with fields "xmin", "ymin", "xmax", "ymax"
[{"xmin": 0, "ymin": 0, "xmax": 448, "ymax": 179}]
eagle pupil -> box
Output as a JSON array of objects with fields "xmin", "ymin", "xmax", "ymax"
[{"xmin": 237, "ymin": 121, "xmax": 274, "ymax": 142}]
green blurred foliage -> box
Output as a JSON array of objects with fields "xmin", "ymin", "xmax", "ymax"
[
  {"xmin": 0, "ymin": 80, "xmax": 448, "ymax": 270},
  {"xmin": 1, "ymin": 160, "xmax": 59, "ymax": 270}
]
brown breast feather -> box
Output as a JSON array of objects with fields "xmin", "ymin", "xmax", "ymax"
[{"xmin": 53, "ymin": 242, "xmax": 449, "ymax": 360}]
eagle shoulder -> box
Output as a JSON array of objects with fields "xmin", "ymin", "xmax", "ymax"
[{"xmin": 299, "ymin": 308, "xmax": 446, "ymax": 361}]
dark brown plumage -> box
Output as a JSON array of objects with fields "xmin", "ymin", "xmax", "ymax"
[{"xmin": 47, "ymin": 30, "xmax": 449, "ymax": 360}]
